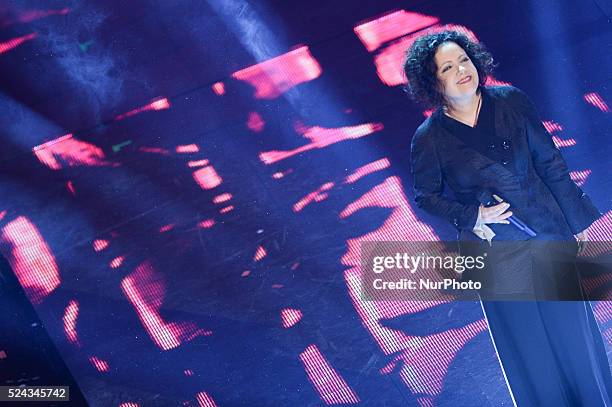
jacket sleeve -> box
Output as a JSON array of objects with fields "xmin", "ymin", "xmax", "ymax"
[
  {"xmin": 410, "ymin": 127, "xmax": 480, "ymax": 231},
  {"xmin": 513, "ymin": 88, "xmax": 602, "ymax": 234}
]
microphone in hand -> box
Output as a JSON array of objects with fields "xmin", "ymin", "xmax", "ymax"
[{"xmin": 477, "ymin": 191, "xmax": 537, "ymax": 237}]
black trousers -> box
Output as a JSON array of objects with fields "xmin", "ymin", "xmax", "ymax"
[{"xmin": 481, "ymin": 300, "xmax": 612, "ymax": 406}]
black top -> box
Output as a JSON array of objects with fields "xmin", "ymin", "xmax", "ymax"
[{"xmin": 440, "ymin": 88, "xmax": 512, "ymax": 165}]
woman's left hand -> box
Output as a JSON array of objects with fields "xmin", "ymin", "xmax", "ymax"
[{"xmin": 575, "ymin": 228, "xmax": 589, "ymax": 254}]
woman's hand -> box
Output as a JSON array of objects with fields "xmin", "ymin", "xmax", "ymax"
[
  {"xmin": 575, "ymin": 229, "xmax": 588, "ymax": 242},
  {"xmin": 478, "ymin": 202, "xmax": 513, "ymax": 225},
  {"xmin": 575, "ymin": 228, "xmax": 589, "ymax": 254}
]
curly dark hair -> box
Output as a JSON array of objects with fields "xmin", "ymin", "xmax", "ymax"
[{"xmin": 403, "ymin": 30, "xmax": 496, "ymax": 109}]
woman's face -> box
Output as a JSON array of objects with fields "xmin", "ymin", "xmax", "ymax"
[{"xmin": 433, "ymin": 41, "xmax": 479, "ymax": 104}]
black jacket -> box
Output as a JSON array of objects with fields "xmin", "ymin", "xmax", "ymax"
[{"xmin": 410, "ymin": 85, "xmax": 601, "ymax": 241}]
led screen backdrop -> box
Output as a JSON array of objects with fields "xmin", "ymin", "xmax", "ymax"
[{"xmin": 0, "ymin": 0, "xmax": 610, "ymax": 405}]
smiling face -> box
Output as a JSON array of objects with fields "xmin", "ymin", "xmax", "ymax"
[{"xmin": 433, "ymin": 41, "xmax": 479, "ymax": 105}]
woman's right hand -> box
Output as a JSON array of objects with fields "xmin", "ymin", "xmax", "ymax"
[{"xmin": 478, "ymin": 202, "xmax": 513, "ymax": 225}]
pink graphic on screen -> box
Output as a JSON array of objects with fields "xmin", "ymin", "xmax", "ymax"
[
  {"xmin": 188, "ymin": 159, "xmax": 210, "ymax": 168},
  {"xmin": 0, "ymin": 7, "xmax": 69, "ymax": 27},
  {"xmin": 139, "ymin": 146, "xmax": 171, "ymax": 155},
  {"xmin": 114, "ymin": 97, "xmax": 171, "ymax": 121},
  {"xmin": 300, "ymin": 344, "xmax": 360, "ymax": 404},
  {"xmin": 33, "ymin": 135, "xmax": 115, "ymax": 170},
  {"xmin": 584, "ymin": 92, "xmax": 609, "ymax": 112},
  {"xmin": 176, "ymin": 144, "xmax": 200, "ymax": 153},
  {"xmin": 121, "ymin": 262, "xmax": 212, "ymax": 350},
  {"xmin": 195, "ymin": 391, "xmax": 218, "ymax": 407},
  {"xmin": 212, "ymin": 82, "xmax": 225, "ymax": 96},
  {"xmin": 253, "ymin": 246, "xmax": 267, "ymax": 261},
  {"xmin": 1, "ymin": 216, "xmax": 60, "ymax": 304},
  {"xmin": 293, "ymin": 182, "xmax": 334, "ymax": 212},
  {"xmin": 63, "ymin": 300, "xmax": 81, "ymax": 346},
  {"xmin": 259, "ymin": 123, "xmax": 383, "ymax": 165},
  {"xmin": 247, "ymin": 112, "xmax": 266, "ymax": 132},
  {"xmin": 354, "ymin": 10, "xmax": 439, "ymax": 52},
  {"xmin": 89, "ymin": 356, "xmax": 110, "ymax": 373},
  {"xmin": 159, "ymin": 224, "xmax": 175, "ymax": 233},
  {"xmin": 232, "ymin": 46, "xmax": 322, "ymax": 99},
  {"xmin": 110, "ymin": 256, "xmax": 125, "ymax": 269},
  {"xmin": 0, "ymin": 33, "xmax": 37, "ymax": 54},
  {"xmin": 193, "ymin": 166, "xmax": 223, "ymax": 190},
  {"xmin": 93, "ymin": 239, "xmax": 109, "ymax": 252},
  {"xmin": 345, "ymin": 158, "xmax": 391, "ymax": 184},
  {"xmin": 281, "ymin": 308, "xmax": 303, "ymax": 328},
  {"xmin": 198, "ymin": 219, "xmax": 215, "ymax": 229},
  {"xmin": 570, "ymin": 169, "xmax": 592, "ymax": 187},
  {"xmin": 212, "ymin": 193, "xmax": 232, "ymax": 204}
]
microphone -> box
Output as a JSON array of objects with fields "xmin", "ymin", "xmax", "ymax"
[{"xmin": 477, "ymin": 191, "xmax": 537, "ymax": 237}]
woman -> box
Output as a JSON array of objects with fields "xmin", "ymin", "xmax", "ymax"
[{"xmin": 404, "ymin": 30, "xmax": 611, "ymax": 406}]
